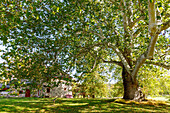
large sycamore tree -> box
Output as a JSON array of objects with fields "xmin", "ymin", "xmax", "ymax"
[{"xmin": 0, "ymin": 0, "xmax": 170, "ymax": 101}]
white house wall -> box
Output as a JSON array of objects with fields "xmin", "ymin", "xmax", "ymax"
[{"xmin": 42, "ymin": 79, "xmax": 72, "ymax": 98}]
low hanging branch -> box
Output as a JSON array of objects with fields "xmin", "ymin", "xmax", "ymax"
[
  {"xmin": 102, "ymin": 59, "xmax": 123, "ymax": 67},
  {"xmin": 107, "ymin": 43, "xmax": 131, "ymax": 74}
]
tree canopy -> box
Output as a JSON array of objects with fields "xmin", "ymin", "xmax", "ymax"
[{"xmin": 0, "ymin": 0, "xmax": 169, "ymax": 100}]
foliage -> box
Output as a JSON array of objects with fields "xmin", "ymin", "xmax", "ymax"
[
  {"xmin": 80, "ymin": 71, "xmax": 109, "ymax": 98},
  {"xmin": 138, "ymin": 65, "xmax": 170, "ymax": 96},
  {"xmin": 72, "ymin": 69, "xmax": 109, "ymax": 98},
  {"xmin": 0, "ymin": 0, "xmax": 75, "ymax": 88},
  {"xmin": 0, "ymin": 0, "xmax": 169, "ymax": 99},
  {"xmin": 108, "ymin": 82, "xmax": 124, "ymax": 98}
]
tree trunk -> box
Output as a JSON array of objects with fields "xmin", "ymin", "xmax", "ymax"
[
  {"xmin": 83, "ymin": 94, "xmax": 85, "ymax": 98},
  {"xmin": 122, "ymin": 67, "xmax": 145, "ymax": 101}
]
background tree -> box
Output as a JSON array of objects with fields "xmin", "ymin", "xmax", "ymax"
[
  {"xmin": 80, "ymin": 71, "xmax": 109, "ymax": 98},
  {"xmin": 138, "ymin": 65, "xmax": 170, "ymax": 96},
  {"xmin": 0, "ymin": 0, "xmax": 169, "ymax": 101},
  {"xmin": 72, "ymin": 65, "xmax": 109, "ymax": 98}
]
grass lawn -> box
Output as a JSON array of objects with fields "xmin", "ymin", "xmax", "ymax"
[{"xmin": 0, "ymin": 97, "xmax": 169, "ymax": 113}]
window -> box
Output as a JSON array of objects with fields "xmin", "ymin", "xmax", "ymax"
[
  {"xmin": 47, "ymin": 88, "xmax": 50, "ymax": 93},
  {"xmin": 19, "ymin": 90, "xmax": 23, "ymax": 94}
]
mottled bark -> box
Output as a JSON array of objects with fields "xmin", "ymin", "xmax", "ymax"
[{"xmin": 122, "ymin": 67, "xmax": 145, "ymax": 101}]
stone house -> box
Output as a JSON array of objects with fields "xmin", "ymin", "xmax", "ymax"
[
  {"xmin": 40, "ymin": 79, "xmax": 72, "ymax": 98},
  {"xmin": 0, "ymin": 76, "xmax": 73, "ymax": 98}
]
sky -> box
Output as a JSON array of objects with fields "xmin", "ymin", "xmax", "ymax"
[{"xmin": 0, "ymin": 44, "xmax": 5, "ymax": 63}]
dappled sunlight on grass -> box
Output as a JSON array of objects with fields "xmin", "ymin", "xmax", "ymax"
[
  {"xmin": 62, "ymin": 102, "xmax": 89, "ymax": 106},
  {"xmin": 0, "ymin": 97, "xmax": 169, "ymax": 112},
  {"xmin": 45, "ymin": 103, "xmax": 61, "ymax": 108}
]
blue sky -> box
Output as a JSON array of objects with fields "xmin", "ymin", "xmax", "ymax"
[{"xmin": 0, "ymin": 44, "xmax": 5, "ymax": 63}]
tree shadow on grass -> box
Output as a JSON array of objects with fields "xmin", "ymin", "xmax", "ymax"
[
  {"xmin": 0, "ymin": 98, "xmax": 169, "ymax": 112},
  {"xmin": 109, "ymin": 102, "xmax": 169, "ymax": 113},
  {"xmin": 0, "ymin": 98, "xmax": 53, "ymax": 112},
  {"xmin": 47, "ymin": 98, "xmax": 170, "ymax": 113},
  {"xmin": 0, "ymin": 98, "xmax": 115, "ymax": 112}
]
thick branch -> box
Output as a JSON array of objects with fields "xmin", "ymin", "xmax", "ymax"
[
  {"xmin": 131, "ymin": 54, "xmax": 147, "ymax": 81},
  {"xmin": 148, "ymin": 0, "xmax": 157, "ymax": 36},
  {"xmin": 126, "ymin": 0, "xmax": 133, "ymax": 26},
  {"xmin": 145, "ymin": 61, "xmax": 170, "ymax": 70},
  {"xmin": 131, "ymin": 0, "xmax": 158, "ymax": 81},
  {"xmin": 147, "ymin": 0, "xmax": 157, "ymax": 59},
  {"xmin": 107, "ymin": 43, "xmax": 131, "ymax": 74},
  {"xmin": 120, "ymin": 0, "xmax": 128, "ymax": 32},
  {"xmin": 146, "ymin": 33, "xmax": 159, "ymax": 59}
]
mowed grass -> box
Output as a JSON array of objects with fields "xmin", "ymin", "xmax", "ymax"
[{"xmin": 0, "ymin": 97, "xmax": 169, "ymax": 113}]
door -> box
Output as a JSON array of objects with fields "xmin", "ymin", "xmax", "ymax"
[{"xmin": 25, "ymin": 89, "xmax": 30, "ymax": 97}]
